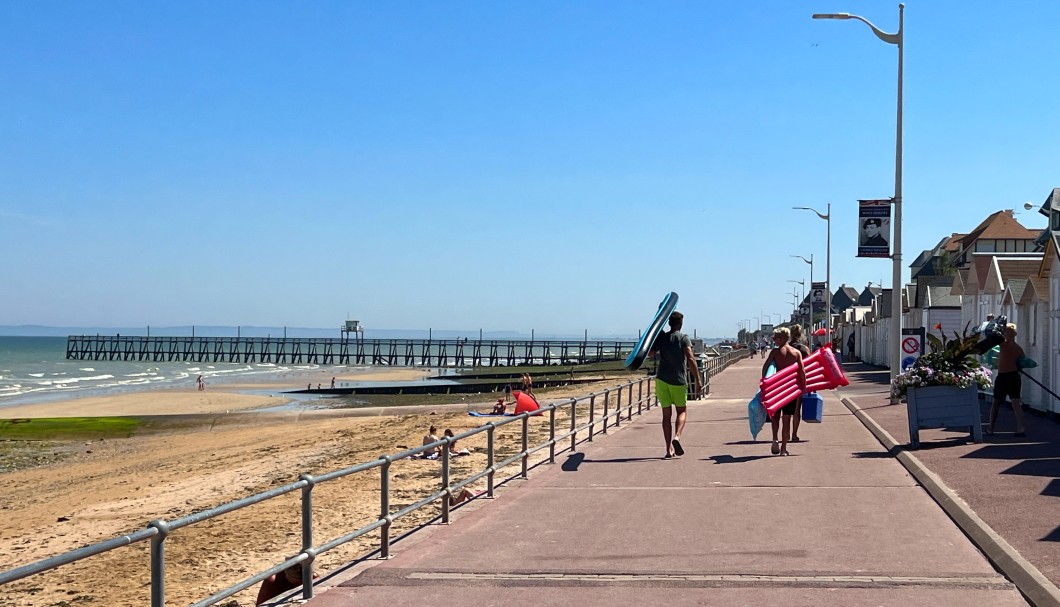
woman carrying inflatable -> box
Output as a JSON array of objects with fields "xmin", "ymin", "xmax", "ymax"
[{"xmin": 761, "ymin": 327, "xmax": 806, "ymax": 456}]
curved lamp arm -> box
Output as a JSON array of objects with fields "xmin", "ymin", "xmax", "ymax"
[
  {"xmin": 793, "ymin": 205, "xmax": 829, "ymax": 221},
  {"xmin": 812, "ymin": 11, "xmax": 900, "ymax": 46}
]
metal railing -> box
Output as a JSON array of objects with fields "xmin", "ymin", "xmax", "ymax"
[{"xmin": 0, "ymin": 351, "xmax": 747, "ymax": 606}]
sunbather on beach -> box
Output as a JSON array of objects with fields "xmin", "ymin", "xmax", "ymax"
[
  {"xmin": 256, "ymin": 562, "xmax": 317, "ymax": 605},
  {"xmin": 421, "ymin": 425, "xmax": 441, "ymax": 459},
  {"xmin": 444, "ymin": 428, "xmax": 471, "ymax": 456},
  {"xmin": 491, "ymin": 398, "xmax": 507, "ymax": 414},
  {"xmin": 450, "ymin": 487, "xmax": 476, "ymax": 506}
]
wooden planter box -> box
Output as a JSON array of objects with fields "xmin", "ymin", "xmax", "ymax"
[{"xmin": 906, "ymin": 385, "xmax": 983, "ymax": 448}]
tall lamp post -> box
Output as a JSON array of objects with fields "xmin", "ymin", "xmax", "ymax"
[
  {"xmin": 786, "ymin": 279, "xmax": 805, "ymax": 314},
  {"xmin": 814, "ymin": 4, "xmax": 904, "ymax": 384},
  {"xmin": 790, "ymin": 254, "xmax": 814, "ymax": 334},
  {"xmin": 794, "ymin": 204, "xmax": 831, "ymax": 343}
]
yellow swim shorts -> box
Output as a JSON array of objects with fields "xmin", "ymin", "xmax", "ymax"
[{"xmin": 655, "ymin": 379, "xmax": 688, "ymax": 408}]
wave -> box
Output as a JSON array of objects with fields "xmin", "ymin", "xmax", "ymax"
[{"xmin": 35, "ymin": 374, "xmax": 116, "ymax": 386}]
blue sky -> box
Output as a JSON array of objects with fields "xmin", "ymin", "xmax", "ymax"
[{"xmin": 1, "ymin": 1, "xmax": 1056, "ymax": 339}]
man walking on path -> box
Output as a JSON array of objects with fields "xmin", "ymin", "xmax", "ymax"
[
  {"xmin": 762, "ymin": 327, "xmax": 806, "ymax": 456},
  {"xmin": 987, "ymin": 323, "xmax": 1028, "ymax": 436},
  {"xmin": 648, "ymin": 311, "xmax": 702, "ymax": 459}
]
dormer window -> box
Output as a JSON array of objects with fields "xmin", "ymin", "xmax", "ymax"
[{"xmin": 1052, "ymin": 209, "xmax": 1060, "ymax": 232}]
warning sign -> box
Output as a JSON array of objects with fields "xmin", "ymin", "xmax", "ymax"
[
  {"xmin": 902, "ymin": 337, "xmax": 919, "ymax": 354},
  {"xmin": 900, "ymin": 328, "xmax": 925, "ymax": 371}
]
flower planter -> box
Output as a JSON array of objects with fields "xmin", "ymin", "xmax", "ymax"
[{"xmin": 906, "ymin": 384, "xmax": 983, "ymax": 448}]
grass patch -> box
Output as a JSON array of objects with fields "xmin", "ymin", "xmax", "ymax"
[{"xmin": 0, "ymin": 417, "xmax": 141, "ymax": 440}]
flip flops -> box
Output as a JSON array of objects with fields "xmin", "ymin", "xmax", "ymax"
[{"xmin": 672, "ymin": 438, "xmax": 684, "ymax": 457}]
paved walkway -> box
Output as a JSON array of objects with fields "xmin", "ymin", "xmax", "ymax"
[{"xmin": 302, "ymin": 358, "xmax": 1060, "ymax": 607}]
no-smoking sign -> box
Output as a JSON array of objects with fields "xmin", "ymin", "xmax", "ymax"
[{"xmin": 900, "ymin": 328, "xmax": 925, "ymax": 370}]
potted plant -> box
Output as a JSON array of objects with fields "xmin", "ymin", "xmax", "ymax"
[
  {"xmin": 891, "ymin": 325, "xmax": 993, "ymax": 399},
  {"xmin": 891, "ymin": 324, "xmax": 992, "ymax": 447}
]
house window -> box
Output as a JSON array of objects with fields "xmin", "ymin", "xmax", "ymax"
[
  {"xmin": 1052, "ymin": 210, "xmax": 1060, "ymax": 232},
  {"xmin": 978, "ymin": 240, "xmax": 996, "ymax": 252}
]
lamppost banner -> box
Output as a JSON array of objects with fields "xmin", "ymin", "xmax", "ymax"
[
  {"xmin": 858, "ymin": 199, "xmax": 892, "ymax": 258},
  {"xmin": 810, "ymin": 281, "xmax": 827, "ymax": 311}
]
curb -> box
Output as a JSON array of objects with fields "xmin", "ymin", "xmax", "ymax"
[{"xmin": 839, "ymin": 392, "xmax": 1060, "ymax": 607}]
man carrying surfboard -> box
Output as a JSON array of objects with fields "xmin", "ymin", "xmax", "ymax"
[
  {"xmin": 761, "ymin": 327, "xmax": 806, "ymax": 456},
  {"xmin": 648, "ymin": 311, "xmax": 702, "ymax": 459}
]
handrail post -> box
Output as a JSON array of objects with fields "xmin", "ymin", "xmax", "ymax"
[
  {"xmin": 487, "ymin": 423, "xmax": 496, "ymax": 497},
  {"xmin": 441, "ymin": 438, "xmax": 452, "ymax": 524},
  {"xmin": 548, "ymin": 406, "xmax": 556, "ymax": 464},
  {"xmin": 623, "ymin": 383, "xmax": 631, "ymax": 421},
  {"xmin": 602, "ymin": 389, "xmax": 610, "ymax": 434},
  {"xmin": 298, "ymin": 473, "xmax": 316, "ymax": 599},
  {"xmin": 147, "ymin": 519, "xmax": 170, "ymax": 607},
  {"xmin": 588, "ymin": 393, "xmax": 596, "ymax": 442},
  {"xmin": 615, "ymin": 386, "xmax": 622, "ymax": 428},
  {"xmin": 379, "ymin": 456, "xmax": 392, "ymax": 559},
  {"xmin": 637, "ymin": 380, "xmax": 643, "ymax": 414},
  {"xmin": 569, "ymin": 398, "xmax": 577, "ymax": 452},
  {"xmin": 521, "ymin": 415, "xmax": 529, "ymax": 479}
]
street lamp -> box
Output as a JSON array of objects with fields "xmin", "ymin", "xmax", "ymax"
[
  {"xmin": 794, "ymin": 204, "xmax": 831, "ymax": 342},
  {"xmin": 814, "ymin": 4, "xmax": 904, "ymax": 384},
  {"xmin": 788, "ymin": 279, "xmax": 801, "ymax": 326},
  {"xmin": 790, "ymin": 254, "xmax": 814, "ymax": 334}
]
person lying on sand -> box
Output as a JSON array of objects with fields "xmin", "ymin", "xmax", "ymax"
[{"xmin": 449, "ymin": 486, "xmax": 484, "ymax": 506}]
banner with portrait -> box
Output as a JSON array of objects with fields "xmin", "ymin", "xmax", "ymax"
[
  {"xmin": 810, "ymin": 281, "xmax": 827, "ymax": 312},
  {"xmin": 858, "ymin": 199, "xmax": 892, "ymax": 258}
]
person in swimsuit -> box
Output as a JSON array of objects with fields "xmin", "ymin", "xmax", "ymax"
[
  {"xmin": 987, "ymin": 323, "xmax": 1027, "ymax": 437},
  {"xmin": 787, "ymin": 325, "xmax": 811, "ymax": 443},
  {"xmin": 521, "ymin": 373, "xmax": 534, "ymax": 396},
  {"xmin": 762, "ymin": 327, "xmax": 806, "ymax": 456}
]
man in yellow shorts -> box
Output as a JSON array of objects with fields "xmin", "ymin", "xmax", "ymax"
[{"xmin": 648, "ymin": 311, "xmax": 702, "ymax": 459}]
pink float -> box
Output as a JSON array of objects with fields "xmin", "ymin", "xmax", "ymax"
[{"xmin": 760, "ymin": 348, "xmax": 848, "ymax": 414}]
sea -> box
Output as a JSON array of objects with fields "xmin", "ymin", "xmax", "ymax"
[
  {"xmin": 0, "ymin": 336, "xmax": 329, "ymax": 409},
  {"xmin": 0, "ymin": 333, "xmax": 726, "ymax": 410}
]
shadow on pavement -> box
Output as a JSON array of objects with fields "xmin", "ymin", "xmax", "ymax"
[
  {"xmin": 561, "ymin": 453, "xmax": 585, "ymax": 471},
  {"xmin": 708, "ymin": 454, "xmax": 774, "ymax": 464}
]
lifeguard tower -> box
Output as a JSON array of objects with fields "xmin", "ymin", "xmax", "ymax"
[{"xmin": 341, "ymin": 320, "xmax": 363, "ymax": 341}]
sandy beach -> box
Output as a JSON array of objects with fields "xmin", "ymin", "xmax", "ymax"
[{"xmin": 0, "ymin": 366, "xmax": 629, "ymax": 607}]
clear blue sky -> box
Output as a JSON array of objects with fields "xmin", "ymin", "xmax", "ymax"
[{"xmin": 1, "ymin": 1, "xmax": 1056, "ymax": 339}]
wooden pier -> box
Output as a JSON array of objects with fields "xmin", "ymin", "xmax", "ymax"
[{"xmin": 65, "ymin": 336, "xmax": 635, "ymax": 367}]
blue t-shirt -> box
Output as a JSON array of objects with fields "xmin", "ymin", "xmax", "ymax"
[{"xmin": 651, "ymin": 331, "xmax": 691, "ymax": 386}]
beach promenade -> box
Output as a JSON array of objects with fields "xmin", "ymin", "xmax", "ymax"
[{"xmin": 299, "ymin": 358, "xmax": 1060, "ymax": 607}]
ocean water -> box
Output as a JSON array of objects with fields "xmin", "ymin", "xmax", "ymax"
[{"xmin": 0, "ymin": 336, "xmax": 327, "ymax": 408}]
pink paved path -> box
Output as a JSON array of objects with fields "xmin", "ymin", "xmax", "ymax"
[{"xmin": 294, "ymin": 358, "xmax": 1060, "ymax": 607}]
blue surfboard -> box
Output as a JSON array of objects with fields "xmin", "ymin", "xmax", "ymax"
[{"xmin": 624, "ymin": 292, "xmax": 679, "ymax": 371}]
